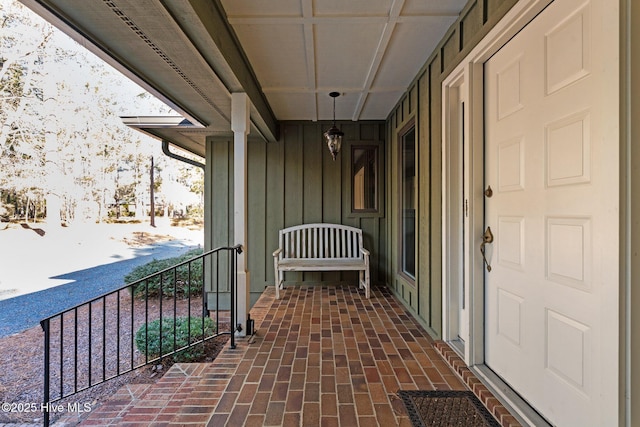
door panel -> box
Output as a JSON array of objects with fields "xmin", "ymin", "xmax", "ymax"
[{"xmin": 483, "ymin": 0, "xmax": 618, "ymax": 425}]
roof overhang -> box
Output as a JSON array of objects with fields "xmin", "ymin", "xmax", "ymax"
[
  {"xmin": 20, "ymin": 0, "xmax": 279, "ymax": 156},
  {"xmin": 18, "ymin": 0, "xmax": 467, "ymax": 157},
  {"xmin": 120, "ymin": 116, "xmax": 206, "ymax": 157}
]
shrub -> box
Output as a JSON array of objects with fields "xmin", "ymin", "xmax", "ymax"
[
  {"xmin": 135, "ymin": 316, "xmax": 215, "ymax": 362},
  {"xmin": 127, "ymin": 248, "xmax": 204, "ymax": 298}
]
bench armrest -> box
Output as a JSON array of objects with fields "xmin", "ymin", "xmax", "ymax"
[
  {"xmin": 273, "ymin": 248, "xmax": 283, "ymax": 258},
  {"xmin": 361, "ymin": 248, "xmax": 370, "ymax": 256}
]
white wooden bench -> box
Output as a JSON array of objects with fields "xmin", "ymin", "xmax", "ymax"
[{"xmin": 273, "ymin": 223, "xmax": 370, "ymax": 299}]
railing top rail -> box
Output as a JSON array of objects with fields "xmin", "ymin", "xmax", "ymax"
[{"xmin": 39, "ymin": 244, "xmax": 242, "ymax": 327}]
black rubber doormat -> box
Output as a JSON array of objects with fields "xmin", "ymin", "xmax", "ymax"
[{"xmin": 398, "ymin": 390, "xmax": 501, "ymax": 427}]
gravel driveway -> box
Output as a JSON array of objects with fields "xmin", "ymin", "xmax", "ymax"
[{"xmin": 0, "ymin": 221, "xmax": 203, "ymax": 338}]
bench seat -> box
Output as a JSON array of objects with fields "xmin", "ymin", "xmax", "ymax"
[
  {"xmin": 276, "ymin": 258, "xmax": 367, "ymax": 271},
  {"xmin": 273, "ymin": 223, "xmax": 370, "ymax": 299}
]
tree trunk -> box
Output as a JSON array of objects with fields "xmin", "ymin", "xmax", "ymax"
[
  {"xmin": 24, "ymin": 196, "xmax": 30, "ymax": 223},
  {"xmin": 150, "ymin": 156, "xmax": 155, "ymax": 227}
]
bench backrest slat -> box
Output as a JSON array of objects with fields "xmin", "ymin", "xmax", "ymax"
[
  {"xmin": 350, "ymin": 229, "xmax": 356, "ymax": 258},
  {"xmin": 278, "ymin": 223, "xmax": 363, "ymax": 260},
  {"xmin": 285, "ymin": 231, "xmax": 290, "ymax": 257},
  {"xmin": 343, "ymin": 229, "xmax": 347, "ymax": 258},
  {"xmin": 312, "ymin": 229, "xmax": 316, "ymax": 258},
  {"xmin": 352, "ymin": 232, "xmax": 358, "ymax": 257}
]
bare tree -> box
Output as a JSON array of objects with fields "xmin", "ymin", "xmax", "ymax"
[{"xmin": 0, "ymin": 0, "xmax": 201, "ymax": 226}]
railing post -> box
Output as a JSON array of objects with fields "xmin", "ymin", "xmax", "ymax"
[
  {"xmin": 41, "ymin": 319, "xmax": 50, "ymax": 427},
  {"xmin": 230, "ymin": 247, "xmax": 236, "ymax": 349},
  {"xmin": 202, "ymin": 254, "xmax": 208, "ymax": 319}
]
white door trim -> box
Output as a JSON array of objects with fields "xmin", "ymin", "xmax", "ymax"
[
  {"xmin": 441, "ymin": 0, "xmax": 622, "ymax": 425},
  {"xmin": 441, "ymin": 68, "xmax": 467, "ymax": 356},
  {"xmin": 622, "ymin": 3, "xmax": 636, "ymax": 426}
]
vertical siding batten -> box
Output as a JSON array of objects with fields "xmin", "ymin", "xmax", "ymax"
[{"xmin": 248, "ymin": 138, "xmax": 267, "ymax": 303}]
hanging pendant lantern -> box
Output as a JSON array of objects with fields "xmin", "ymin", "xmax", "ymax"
[{"xmin": 324, "ymin": 92, "xmax": 344, "ymax": 161}]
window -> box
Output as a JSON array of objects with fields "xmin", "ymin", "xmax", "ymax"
[
  {"xmin": 400, "ymin": 126, "xmax": 416, "ymax": 279},
  {"xmin": 351, "ymin": 146, "xmax": 378, "ymax": 212}
]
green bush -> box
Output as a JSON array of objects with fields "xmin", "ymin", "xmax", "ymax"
[
  {"xmin": 135, "ymin": 316, "xmax": 215, "ymax": 362},
  {"xmin": 126, "ymin": 248, "xmax": 204, "ymax": 298}
]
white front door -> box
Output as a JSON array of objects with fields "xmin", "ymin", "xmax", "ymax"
[{"xmin": 483, "ymin": 0, "xmax": 619, "ymax": 425}]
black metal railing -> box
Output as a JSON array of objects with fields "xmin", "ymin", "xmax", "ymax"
[{"xmin": 40, "ymin": 245, "xmax": 242, "ymax": 426}]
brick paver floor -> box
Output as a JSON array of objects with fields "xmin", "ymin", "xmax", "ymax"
[{"xmin": 74, "ymin": 285, "xmax": 521, "ymax": 426}]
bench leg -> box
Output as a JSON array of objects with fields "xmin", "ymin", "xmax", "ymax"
[
  {"xmin": 359, "ymin": 269, "xmax": 370, "ymax": 298},
  {"xmin": 275, "ymin": 272, "xmax": 284, "ymax": 299},
  {"xmin": 274, "ymin": 259, "xmax": 282, "ymax": 299},
  {"xmin": 365, "ymin": 267, "xmax": 370, "ymax": 298}
]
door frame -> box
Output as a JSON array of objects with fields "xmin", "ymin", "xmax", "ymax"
[
  {"xmin": 439, "ymin": 0, "xmax": 604, "ymax": 425},
  {"xmin": 626, "ymin": 2, "xmax": 640, "ymax": 426},
  {"xmin": 441, "ymin": 68, "xmax": 466, "ymax": 357}
]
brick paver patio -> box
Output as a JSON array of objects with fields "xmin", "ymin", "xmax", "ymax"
[{"xmin": 74, "ymin": 285, "xmax": 521, "ymax": 426}]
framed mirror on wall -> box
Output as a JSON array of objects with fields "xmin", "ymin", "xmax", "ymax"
[
  {"xmin": 352, "ymin": 146, "xmax": 378, "ymax": 213},
  {"xmin": 347, "ymin": 141, "xmax": 383, "ymax": 219}
]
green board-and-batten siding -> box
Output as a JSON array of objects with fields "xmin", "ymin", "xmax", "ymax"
[
  {"xmin": 205, "ymin": 121, "xmax": 386, "ymax": 307},
  {"xmin": 385, "ymin": 0, "xmax": 518, "ymax": 338}
]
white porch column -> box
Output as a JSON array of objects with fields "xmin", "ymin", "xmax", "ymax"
[{"xmin": 232, "ymin": 92, "xmax": 250, "ymax": 336}]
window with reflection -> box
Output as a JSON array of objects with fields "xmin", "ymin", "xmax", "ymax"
[
  {"xmin": 352, "ymin": 146, "xmax": 378, "ymax": 213},
  {"xmin": 400, "ymin": 126, "xmax": 416, "ymax": 279}
]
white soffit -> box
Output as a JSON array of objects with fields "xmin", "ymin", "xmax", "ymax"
[{"xmin": 221, "ymin": 0, "xmax": 465, "ymax": 121}]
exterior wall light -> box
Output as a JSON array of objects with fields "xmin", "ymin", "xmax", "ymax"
[{"xmin": 324, "ymin": 92, "xmax": 344, "ymax": 161}]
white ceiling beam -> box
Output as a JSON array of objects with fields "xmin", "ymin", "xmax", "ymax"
[
  {"xmin": 228, "ymin": 16, "xmax": 386, "ymax": 25},
  {"xmin": 352, "ymin": 0, "xmax": 405, "ymax": 121},
  {"xmin": 226, "ymin": 13, "xmax": 460, "ymax": 25},
  {"xmin": 301, "ymin": 0, "xmax": 318, "ymax": 121},
  {"xmin": 261, "ymin": 86, "xmax": 407, "ymax": 94},
  {"xmin": 222, "ymin": 0, "xmax": 464, "ymax": 122}
]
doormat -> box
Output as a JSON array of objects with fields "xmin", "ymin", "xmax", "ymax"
[{"xmin": 398, "ymin": 390, "xmax": 501, "ymax": 427}]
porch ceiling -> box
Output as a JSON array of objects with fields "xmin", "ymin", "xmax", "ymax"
[
  {"xmin": 19, "ymin": 0, "xmax": 465, "ymax": 155},
  {"xmin": 221, "ymin": 0, "xmax": 464, "ymax": 122}
]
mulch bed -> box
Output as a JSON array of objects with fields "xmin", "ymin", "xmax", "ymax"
[{"xmin": 0, "ymin": 293, "xmax": 228, "ymax": 424}]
